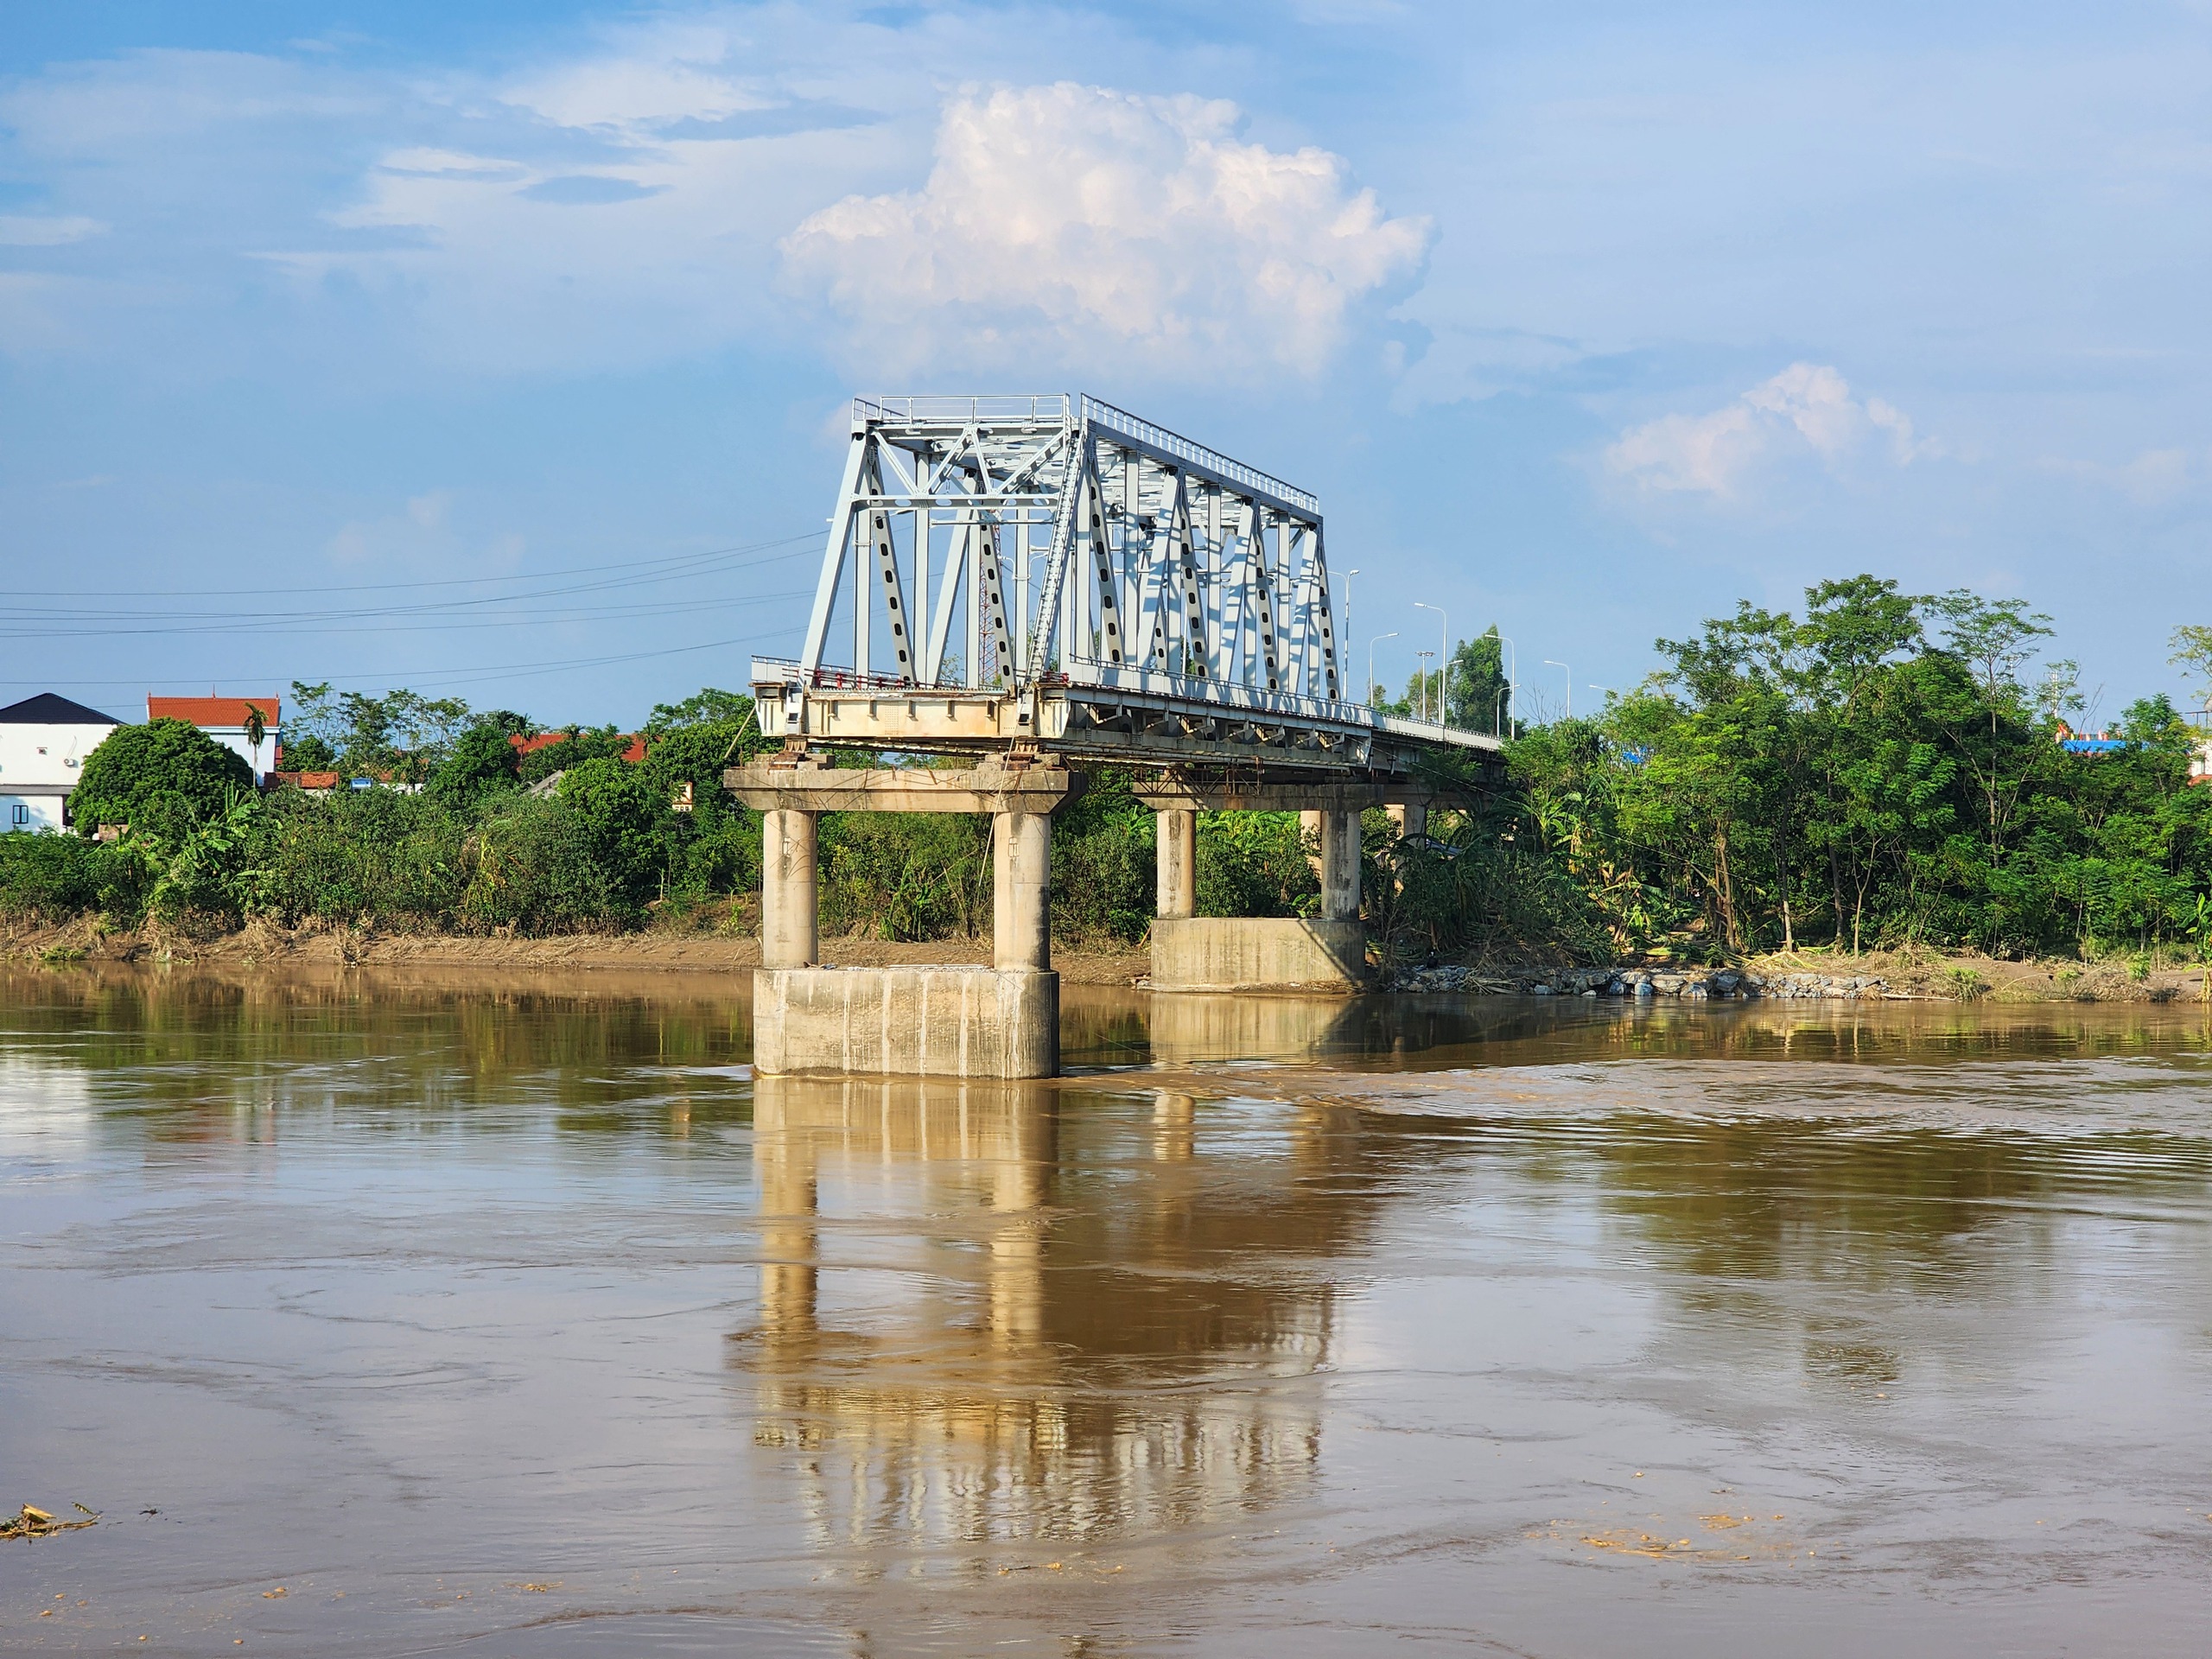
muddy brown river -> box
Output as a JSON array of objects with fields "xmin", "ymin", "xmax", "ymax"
[{"xmin": 3, "ymin": 967, "xmax": 2209, "ymax": 1655}]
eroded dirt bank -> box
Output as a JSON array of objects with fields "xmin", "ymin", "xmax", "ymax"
[
  {"xmin": 0, "ymin": 917, "xmax": 1151, "ymax": 986},
  {"xmin": 3, "ymin": 917, "xmax": 2198, "ymax": 1002}
]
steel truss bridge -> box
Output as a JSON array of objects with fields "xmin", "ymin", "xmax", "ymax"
[{"xmin": 751, "ymin": 394, "xmax": 1498, "ymax": 784}]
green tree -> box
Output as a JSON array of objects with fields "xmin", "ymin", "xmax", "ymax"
[
  {"xmin": 1446, "ymin": 627, "xmax": 1511, "ymax": 734},
  {"xmin": 2169, "ymin": 625, "xmax": 2212, "ymax": 710},
  {"xmin": 289, "ymin": 680, "xmax": 473, "ymax": 781},
  {"xmin": 431, "ymin": 721, "xmax": 524, "ymax": 806},
  {"xmin": 557, "ymin": 757, "xmax": 665, "ymax": 909},
  {"xmin": 279, "ymin": 733, "xmax": 337, "ymax": 772},
  {"xmin": 645, "ymin": 686, "xmax": 752, "ymax": 733},
  {"xmin": 70, "ymin": 719, "xmax": 252, "ymax": 838}
]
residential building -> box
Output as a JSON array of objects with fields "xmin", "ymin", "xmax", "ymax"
[
  {"xmin": 0, "ymin": 693, "xmax": 121, "ymax": 832},
  {"xmin": 147, "ymin": 696, "xmax": 283, "ymax": 779}
]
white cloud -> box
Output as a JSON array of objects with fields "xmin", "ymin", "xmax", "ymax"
[
  {"xmin": 0, "ymin": 215, "xmax": 108, "ymax": 246},
  {"xmin": 2041, "ymin": 446, "xmax": 2201, "ymax": 507},
  {"xmin": 497, "ymin": 20, "xmax": 773, "ymax": 131},
  {"xmin": 1605, "ymin": 363, "xmax": 1933, "ymax": 499},
  {"xmin": 324, "ymin": 490, "xmax": 517, "ymax": 574},
  {"xmin": 781, "ymin": 82, "xmax": 1431, "ymax": 378}
]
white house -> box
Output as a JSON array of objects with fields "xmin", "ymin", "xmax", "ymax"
[
  {"xmin": 147, "ymin": 696, "xmax": 283, "ymax": 779},
  {"xmin": 0, "ymin": 693, "xmax": 121, "ymax": 833}
]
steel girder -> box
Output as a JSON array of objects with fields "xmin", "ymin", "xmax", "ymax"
[{"xmin": 771, "ymin": 393, "xmax": 1496, "ymax": 775}]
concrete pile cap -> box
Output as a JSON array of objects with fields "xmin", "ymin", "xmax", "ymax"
[{"xmin": 725, "ymin": 755, "xmax": 1087, "ymax": 815}]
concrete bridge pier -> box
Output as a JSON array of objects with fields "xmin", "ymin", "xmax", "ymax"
[
  {"xmin": 732, "ymin": 753, "xmax": 1084, "ymax": 1078},
  {"xmin": 1144, "ymin": 783, "xmax": 1376, "ymax": 994}
]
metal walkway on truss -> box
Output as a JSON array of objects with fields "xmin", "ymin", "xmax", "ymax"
[{"xmin": 749, "ymin": 394, "xmax": 1500, "ymax": 781}]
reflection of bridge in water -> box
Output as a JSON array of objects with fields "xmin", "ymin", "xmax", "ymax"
[{"xmin": 736, "ymin": 1075, "xmax": 1390, "ymax": 1559}]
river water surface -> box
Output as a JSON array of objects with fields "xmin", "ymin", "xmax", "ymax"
[{"xmin": 3, "ymin": 968, "xmax": 2210, "ymax": 1656}]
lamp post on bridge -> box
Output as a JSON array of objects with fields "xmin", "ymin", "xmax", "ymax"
[
  {"xmin": 1415, "ymin": 651, "xmax": 1435, "ymax": 721},
  {"xmin": 1368, "ymin": 632, "xmax": 1398, "ymax": 709},
  {"xmin": 1344, "ymin": 569, "xmax": 1359, "ymax": 669},
  {"xmin": 1493, "ymin": 633, "xmax": 1518, "ymax": 738},
  {"xmin": 1414, "ymin": 601, "xmax": 1447, "ymax": 728}
]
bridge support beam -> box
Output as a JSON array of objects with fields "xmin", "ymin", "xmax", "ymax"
[{"xmin": 730, "ymin": 754, "xmax": 1084, "ymax": 1077}]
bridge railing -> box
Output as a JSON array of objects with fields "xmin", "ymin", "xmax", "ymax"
[
  {"xmin": 1078, "ymin": 396, "xmax": 1319, "ymax": 514},
  {"xmin": 853, "ymin": 394, "xmax": 1074, "ymax": 427}
]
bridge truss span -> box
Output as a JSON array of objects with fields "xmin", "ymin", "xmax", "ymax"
[{"xmin": 760, "ymin": 392, "xmax": 1497, "ymax": 778}]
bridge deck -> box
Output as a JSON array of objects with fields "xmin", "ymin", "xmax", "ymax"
[{"xmin": 752, "ymin": 656, "xmax": 1499, "ymax": 778}]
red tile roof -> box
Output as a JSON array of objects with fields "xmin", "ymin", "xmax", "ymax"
[
  {"xmin": 148, "ymin": 696, "xmax": 281, "ymax": 728},
  {"xmin": 510, "ymin": 731, "xmax": 647, "ymax": 763}
]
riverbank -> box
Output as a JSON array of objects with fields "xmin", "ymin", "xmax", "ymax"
[
  {"xmin": 1400, "ymin": 945, "xmax": 2208, "ymax": 1003},
  {"xmin": 5, "ymin": 917, "xmax": 2199, "ymax": 1003},
  {"xmin": 0, "ymin": 917, "xmax": 1153, "ymax": 987}
]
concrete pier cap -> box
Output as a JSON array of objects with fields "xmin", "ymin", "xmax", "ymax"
[{"xmin": 728, "ymin": 749, "xmax": 1085, "ymax": 1079}]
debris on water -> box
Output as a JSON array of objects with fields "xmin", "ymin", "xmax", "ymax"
[{"xmin": 3, "ymin": 1503, "xmax": 99, "ymax": 1540}]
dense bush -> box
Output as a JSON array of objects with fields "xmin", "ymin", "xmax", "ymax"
[
  {"xmin": 819, "ymin": 809, "xmax": 993, "ymax": 940},
  {"xmin": 0, "ymin": 832, "xmax": 147, "ymax": 922}
]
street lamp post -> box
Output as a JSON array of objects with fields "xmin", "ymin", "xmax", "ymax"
[
  {"xmin": 1414, "ymin": 601, "xmax": 1447, "ymax": 728},
  {"xmin": 1344, "ymin": 569, "xmax": 1359, "ymax": 666},
  {"xmin": 1544, "ymin": 659, "xmax": 1570, "ymax": 720},
  {"xmin": 1415, "ymin": 651, "xmax": 1435, "ymax": 722},
  {"xmin": 1367, "ymin": 632, "xmax": 1398, "ymax": 709},
  {"xmin": 1493, "ymin": 633, "xmax": 1518, "ymax": 737}
]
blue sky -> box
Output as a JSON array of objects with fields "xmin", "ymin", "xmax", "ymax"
[{"xmin": 3, "ymin": 2, "xmax": 2208, "ymax": 727}]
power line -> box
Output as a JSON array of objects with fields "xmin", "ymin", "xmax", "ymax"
[
  {"xmin": 5, "ymin": 537, "xmax": 822, "ymax": 631},
  {"xmin": 0, "ymin": 586, "xmax": 818, "ymax": 640},
  {"xmin": 0, "ymin": 626, "xmax": 799, "ymax": 694},
  {"xmin": 9, "ymin": 529, "xmax": 821, "ymax": 601}
]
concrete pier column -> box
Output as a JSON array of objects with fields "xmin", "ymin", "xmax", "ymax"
[
  {"xmin": 1156, "ymin": 808, "xmax": 1197, "ymax": 919},
  {"xmin": 1300, "ymin": 809, "xmax": 1325, "ymax": 880},
  {"xmin": 1319, "ymin": 807, "xmax": 1362, "ymax": 921},
  {"xmin": 1388, "ymin": 802, "xmax": 1428, "ymax": 841},
  {"xmin": 761, "ymin": 808, "xmax": 819, "ymax": 968},
  {"xmin": 994, "ymin": 810, "xmax": 1052, "ymax": 971}
]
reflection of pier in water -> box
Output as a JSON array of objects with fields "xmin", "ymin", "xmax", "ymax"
[{"xmin": 737, "ymin": 1075, "xmax": 1381, "ymax": 1560}]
